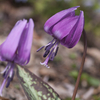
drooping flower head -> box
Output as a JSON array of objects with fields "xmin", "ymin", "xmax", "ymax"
[
  {"xmin": 37, "ymin": 6, "xmax": 84, "ymax": 68},
  {"xmin": 0, "ymin": 18, "xmax": 34, "ymax": 96}
]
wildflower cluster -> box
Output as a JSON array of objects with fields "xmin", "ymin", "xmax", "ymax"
[
  {"xmin": 0, "ymin": 19, "xmax": 34, "ymax": 96},
  {"xmin": 0, "ymin": 6, "xmax": 85, "ymax": 98}
]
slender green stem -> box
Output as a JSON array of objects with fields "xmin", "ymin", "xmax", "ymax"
[{"xmin": 71, "ymin": 29, "xmax": 87, "ymax": 100}]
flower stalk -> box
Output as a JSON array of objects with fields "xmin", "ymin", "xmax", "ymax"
[{"xmin": 71, "ymin": 29, "xmax": 87, "ymax": 100}]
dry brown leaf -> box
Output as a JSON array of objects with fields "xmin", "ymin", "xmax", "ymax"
[{"xmin": 0, "ymin": 96, "xmax": 9, "ymax": 100}]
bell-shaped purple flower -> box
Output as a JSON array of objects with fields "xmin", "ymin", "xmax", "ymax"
[
  {"xmin": 0, "ymin": 18, "xmax": 34, "ymax": 96},
  {"xmin": 37, "ymin": 6, "xmax": 84, "ymax": 68},
  {"xmin": 15, "ymin": 19, "xmax": 34, "ymax": 65}
]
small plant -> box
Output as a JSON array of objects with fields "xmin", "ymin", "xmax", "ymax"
[{"xmin": 0, "ymin": 6, "xmax": 87, "ymax": 100}]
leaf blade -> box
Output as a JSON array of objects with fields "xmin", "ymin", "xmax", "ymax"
[{"xmin": 16, "ymin": 65, "xmax": 62, "ymax": 100}]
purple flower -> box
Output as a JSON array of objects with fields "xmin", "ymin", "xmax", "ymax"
[
  {"xmin": 0, "ymin": 18, "xmax": 34, "ymax": 96},
  {"xmin": 37, "ymin": 6, "xmax": 84, "ymax": 68}
]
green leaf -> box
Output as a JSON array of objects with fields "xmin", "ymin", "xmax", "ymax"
[
  {"xmin": 93, "ymin": 95, "xmax": 100, "ymax": 100},
  {"xmin": 69, "ymin": 70, "xmax": 78, "ymax": 79},
  {"xmin": 16, "ymin": 65, "xmax": 62, "ymax": 100},
  {"xmin": 88, "ymin": 76, "xmax": 100, "ymax": 87},
  {"xmin": 69, "ymin": 70, "xmax": 100, "ymax": 87}
]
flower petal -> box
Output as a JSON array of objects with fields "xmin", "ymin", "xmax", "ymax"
[
  {"xmin": 44, "ymin": 6, "xmax": 80, "ymax": 35},
  {"xmin": 52, "ymin": 16, "xmax": 78, "ymax": 40},
  {"xmin": 15, "ymin": 18, "xmax": 34, "ymax": 65},
  {"xmin": 61, "ymin": 11, "xmax": 84, "ymax": 48},
  {"xmin": 0, "ymin": 20, "xmax": 27, "ymax": 61}
]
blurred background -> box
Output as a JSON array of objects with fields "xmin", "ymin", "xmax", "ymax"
[{"xmin": 0, "ymin": 0, "xmax": 100, "ymax": 100}]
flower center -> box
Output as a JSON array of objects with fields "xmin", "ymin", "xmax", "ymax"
[
  {"xmin": 0, "ymin": 62, "xmax": 15, "ymax": 96},
  {"xmin": 37, "ymin": 38, "xmax": 60, "ymax": 68}
]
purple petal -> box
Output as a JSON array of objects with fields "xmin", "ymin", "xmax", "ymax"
[
  {"xmin": 61, "ymin": 11, "xmax": 84, "ymax": 48},
  {"xmin": 44, "ymin": 6, "xmax": 80, "ymax": 35},
  {"xmin": 15, "ymin": 18, "xmax": 34, "ymax": 65},
  {"xmin": 0, "ymin": 20, "xmax": 27, "ymax": 61},
  {"xmin": 52, "ymin": 16, "xmax": 78, "ymax": 40}
]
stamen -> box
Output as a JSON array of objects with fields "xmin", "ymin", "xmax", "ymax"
[
  {"xmin": 43, "ymin": 39, "xmax": 57, "ymax": 58},
  {"xmin": 11, "ymin": 71, "xmax": 14, "ymax": 81},
  {"xmin": 3, "ymin": 68, "xmax": 10, "ymax": 79},
  {"xmin": 3, "ymin": 72, "xmax": 6, "ymax": 78},
  {"xmin": 50, "ymin": 52, "xmax": 55, "ymax": 61},
  {"xmin": 6, "ymin": 77, "xmax": 11, "ymax": 88},
  {"xmin": 0, "ymin": 65, "xmax": 8, "ymax": 74},
  {"xmin": 50, "ymin": 47, "xmax": 59, "ymax": 61},
  {"xmin": 37, "ymin": 46, "xmax": 45, "ymax": 52},
  {"xmin": 6, "ymin": 66, "xmax": 15, "ymax": 88},
  {"xmin": 9, "ymin": 67, "xmax": 14, "ymax": 78},
  {"xmin": 43, "ymin": 50, "xmax": 50, "ymax": 57},
  {"xmin": 45, "ymin": 44, "xmax": 51, "ymax": 50},
  {"xmin": 55, "ymin": 47, "xmax": 59, "ymax": 56},
  {"xmin": 45, "ymin": 42, "xmax": 51, "ymax": 47},
  {"xmin": 36, "ymin": 38, "xmax": 55, "ymax": 52},
  {"xmin": 47, "ymin": 38, "xmax": 55, "ymax": 45},
  {"xmin": 2, "ymin": 64, "xmax": 11, "ymax": 79},
  {"xmin": 9, "ymin": 66, "xmax": 15, "ymax": 81},
  {"xmin": 0, "ymin": 62, "xmax": 15, "ymax": 95},
  {"xmin": 50, "ymin": 41, "xmax": 59, "ymax": 61},
  {"xmin": 45, "ymin": 43, "xmax": 54, "ymax": 51},
  {"xmin": 37, "ymin": 38, "xmax": 60, "ymax": 67}
]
